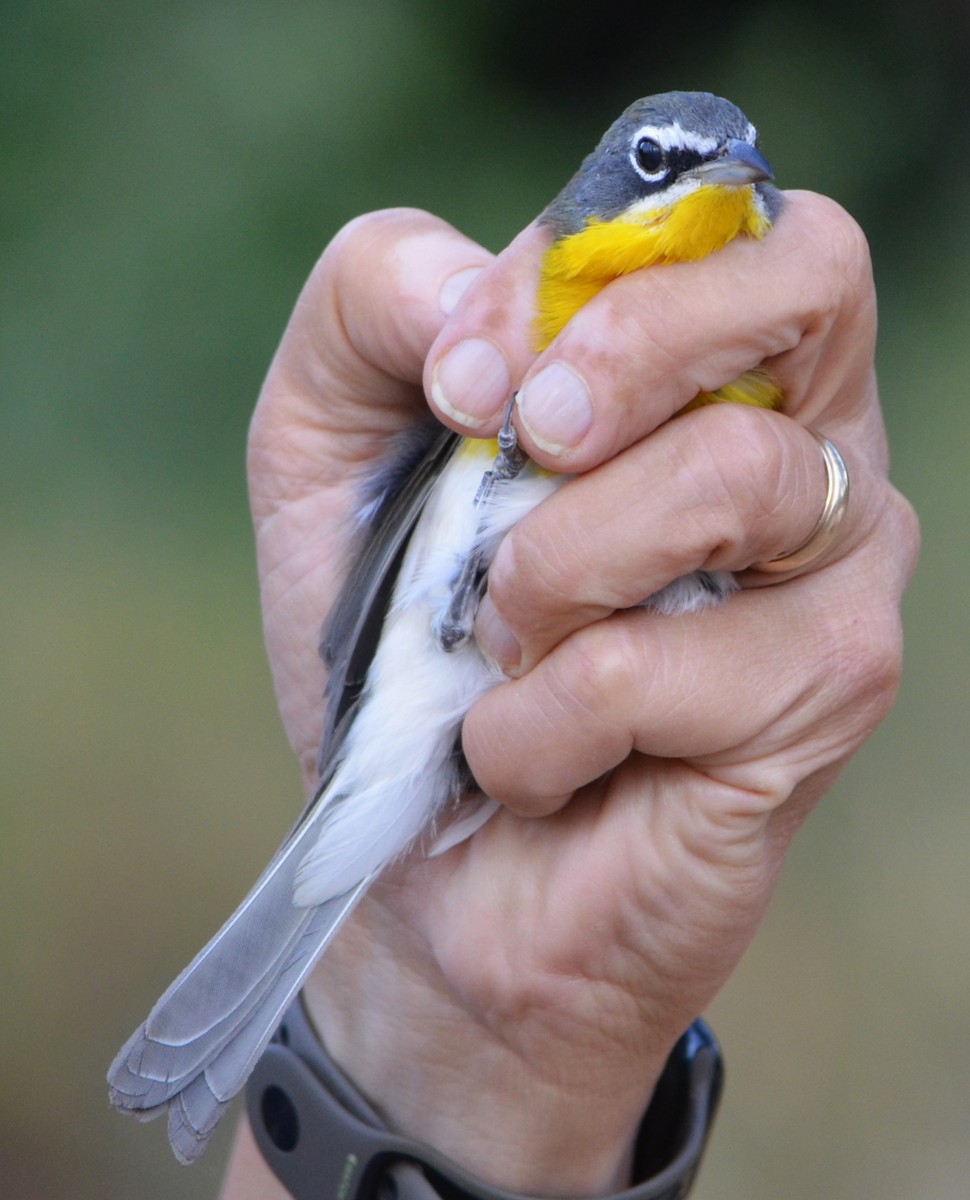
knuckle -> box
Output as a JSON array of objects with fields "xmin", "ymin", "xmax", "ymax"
[
  {"xmin": 490, "ymin": 504, "xmax": 592, "ymax": 623},
  {"xmin": 806, "ymin": 481, "xmax": 918, "ymax": 736},
  {"xmin": 595, "ymin": 283, "xmax": 702, "ymax": 413},
  {"xmin": 794, "ymin": 193, "xmax": 875, "ymax": 317},
  {"xmin": 699, "ymin": 402, "xmax": 785, "ymax": 488},
  {"xmin": 884, "ymin": 485, "xmax": 922, "ymax": 586},
  {"xmin": 817, "ymin": 599, "xmax": 904, "ymax": 730},
  {"xmin": 557, "ymin": 618, "xmax": 641, "ymax": 723},
  {"xmin": 461, "ymin": 698, "xmax": 535, "ymax": 803},
  {"xmin": 822, "ymin": 204, "xmax": 872, "ymax": 292},
  {"xmin": 676, "ymin": 405, "xmax": 788, "ymax": 559},
  {"xmin": 852, "ymin": 479, "xmax": 922, "ymax": 592}
]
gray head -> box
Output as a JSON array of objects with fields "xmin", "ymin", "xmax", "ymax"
[{"xmin": 542, "ymin": 91, "xmax": 779, "ymax": 238}]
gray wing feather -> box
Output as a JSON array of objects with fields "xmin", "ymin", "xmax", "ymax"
[
  {"xmin": 317, "ymin": 423, "xmax": 458, "ymax": 768},
  {"xmin": 107, "ymin": 424, "xmax": 458, "ymax": 1163},
  {"xmin": 108, "ymin": 793, "xmax": 369, "ymax": 1160}
]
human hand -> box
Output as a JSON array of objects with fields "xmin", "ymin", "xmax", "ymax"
[{"xmin": 233, "ymin": 198, "xmax": 917, "ymax": 1197}]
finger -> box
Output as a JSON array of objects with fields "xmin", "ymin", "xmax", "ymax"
[
  {"xmin": 425, "ymin": 191, "xmax": 877, "ymax": 473},
  {"xmin": 463, "ymin": 515, "xmax": 913, "ymax": 818},
  {"xmin": 250, "ymin": 207, "xmax": 494, "ymax": 520},
  {"xmin": 476, "ymin": 402, "xmax": 884, "ymax": 676},
  {"xmin": 423, "ymin": 223, "xmax": 549, "ymax": 432}
]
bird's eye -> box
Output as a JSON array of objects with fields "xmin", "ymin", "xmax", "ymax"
[{"xmin": 634, "ymin": 137, "xmax": 667, "ymax": 178}]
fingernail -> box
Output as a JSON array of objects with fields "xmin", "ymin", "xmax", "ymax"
[
  {"xmin": 439, "ymin": 267, "xmax": 483, "ymax": 314},
  {"xmin": 517, "ymin": 363, "xmax": 592, "ymax": 455},
  {"xmin": 474, "ymin": 595, "xmax": 521, "ymax": 674},
  {"xmin": 430, "ymin": 338, "xmax": 511, "ymax": 428}
]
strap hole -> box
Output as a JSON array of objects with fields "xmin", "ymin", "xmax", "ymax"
[{"xmin": 261, "ymin": 1084, "xmax": 300, "ymax": 1153}]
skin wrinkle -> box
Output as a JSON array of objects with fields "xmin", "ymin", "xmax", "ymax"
[
  {"xmin": 610, "ymin": 276, "xmax": 761, "ymax": 410},
  {"xmin": 817, "ymin": 604, "xmax": 904, "ymax": 730},
  {"xmin": 402, "ymin": 1035, "xmax": 644, "ymax": 1200},
  {"xmin": 622, "ymin": 847, "xmax": 762, "ymax": 988},
  {"xmin": 691, "ymin": 580, "xmax": 869, "ymax": 758},
  {"xmin": 623, "ymin": 418, "xmax": 744, "ymax": 579},
  {"xmin": 706, "ymin": 411, "xmax": 831, "ymax": 567},
  {"xmin": 720, "ymin": 217, "xmax": 856, "ymax": 381},
  {"xmin": 680, "ymin": 408, "xmax": 812, "ymax": 568},
  {"xmin": 756, "ymin": 241, "xmax": 875, "ymax": 428},
  {"xmin": 632, "ymin": 622, "xmax": 705, "ymax": 734},
  {"xmin": 465, "ymin": 688, "xmax": 574, "ymax": 805},
  {"xmin": 457, "ymin": 817, "xmax": 667, "ymax": 1036},
  {"xmin": 654, "ymin": 434, "xmax": 738, "ymax": 568},
  {"xmin": 822, "ymin": 197, "xmax": 876, "ymax": 311},
  {"xmin": 518, "ymin": 641, "xmax": 628, "ymax": 801},
  {"xmin": 304, "ymin": 260, "xmax": 390, "ymax": 400},
  {"xmin": 670, "ymin": 789, "xmax": 774, "ymax": 876},
  {"xmin": 253, "ymin": 480, "xmax": 355, "ymax": 576},
  {"xmin": 248, "ymin": 421, "xmax": 360, "ymax": 511},
  {"xmin": 699, "ymin": 575, "xmax": 902, "ymax": 784},
  {"xmin": 774, "ymin": 193, "xmax": 868, "ymax": 315},
  {"xmin": 257, "ymin": 339, "xmax": 424, "ymax": 469},
  {"xmin": 258, "ymin": 528, "xmax": 344, "ymax": 624},
  {"xmin": 839, "ymin": 374, "xmax": 885, "ymax": 469},
  {"xmin": 471, "ymin": 597, "xmax": 772, "ymax": 802},
  {"xmin": 320, "ymin": 882, "xmax": 489, "ymax": 1040},
  {"xmin": 750, "ymin": 422, "xmax": 819, "ymax": 552},
  {"xmin": 428, "ymin": 864, "xmax": 588, "ymax": 1038},
  {"xmin": 498, "ymin": 500, "xmax": 610, "ymax": 626},
  {"xmin": 563, "ymin": 770, "xmax": 772, "ymax": 1018},
  {"xmin": 574, "ymin": 295, "xmax": 702, "ymax": 441},
  {"xmin": 304, "ymin": 902, "xmax": 569, "ymax": 1128},
  {"xmin": 694, "ymin": 628, "xmax": 832, "ymax": 770}
]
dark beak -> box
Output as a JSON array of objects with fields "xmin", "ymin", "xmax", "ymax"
[{"xmin": 693, "ymin": 139, "xmax": 774, "ymax": 186}]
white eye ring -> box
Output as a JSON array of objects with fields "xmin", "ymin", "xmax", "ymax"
[{"xmin": 630, "ymin": 135, "xmax": 668, "ymax": 182}]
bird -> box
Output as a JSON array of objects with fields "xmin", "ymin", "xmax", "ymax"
[{"xmin": 107, "ymin": 91, "xmax": 783, "ymax": 1164}]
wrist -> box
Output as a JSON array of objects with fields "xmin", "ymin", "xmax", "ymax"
[
  {"xmin": 298, "ymin": 916, "xmax": 667, "ymax": 1196},
  {"xmin": 245, "ymin": 995, "xmax": 723, "ymax": 1200}
]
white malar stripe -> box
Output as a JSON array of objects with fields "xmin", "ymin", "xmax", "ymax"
[{"xmin": 617, "ymin": 174, "xmax": 706, "ymax": 224}]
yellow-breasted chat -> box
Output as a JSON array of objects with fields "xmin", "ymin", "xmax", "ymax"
[{"xmin": 108, "ymin": 90, "xmax": 780, "ymax": 1164}]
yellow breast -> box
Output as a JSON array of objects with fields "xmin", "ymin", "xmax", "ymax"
[
  {"xmin": 533, "ymin": 183, "xmax": 779, "ymax": 412},
  {"xmin": 535, "ymin": 184, "xmax": 772, "ymax": 351}
]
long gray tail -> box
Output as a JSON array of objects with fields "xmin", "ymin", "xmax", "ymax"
[{"xmin": 106, "ymin": 801, "xmax": 368, "ymax": 1164}]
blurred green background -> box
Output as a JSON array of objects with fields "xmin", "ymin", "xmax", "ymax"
[{"xmin": 3, "ymin": 1, "xmax": 968, "ymax": 1196}]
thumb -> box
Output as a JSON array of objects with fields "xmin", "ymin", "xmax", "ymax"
[{"xmin": 249, "ymin": 208, "xmax": 494, "ymax": 524}]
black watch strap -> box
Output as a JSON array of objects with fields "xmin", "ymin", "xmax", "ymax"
[{"xmin": 246, "ymin": 998, "xmax": 723, "ymax": 1200}]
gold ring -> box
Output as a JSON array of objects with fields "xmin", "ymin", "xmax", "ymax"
[{"xmin": 751, "ymin": 431, "xmax": 850, "ymax": 573}]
